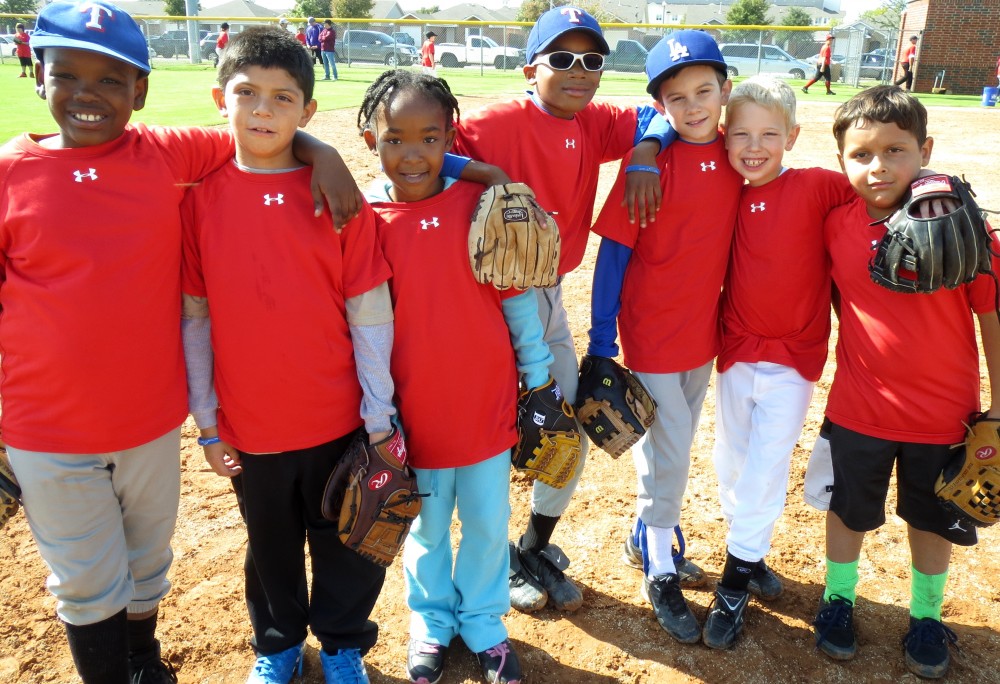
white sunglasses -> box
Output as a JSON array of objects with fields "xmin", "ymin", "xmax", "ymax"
[{"xmin": 531, "ymin": 50, "xmax": 605, "ymax": 72}]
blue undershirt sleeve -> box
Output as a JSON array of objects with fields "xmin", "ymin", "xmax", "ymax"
[
  {"xmin": 441, "ymin": 153, "xmax": 472, "ymax": 179},
  {"xmin": 502, "ymin": 290, "xmax": 554, "ymax": 389},
  {"xmin": 634, "ymin": 105, "xmax": 677, "ymax": 150},
  {"xmin": 588, "ymin": 238, "xmax": 632, "ymax": 358}
]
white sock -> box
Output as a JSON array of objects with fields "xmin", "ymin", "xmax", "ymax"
[{"xmin": 645, "ymin": 524, "xmax": 677, "ymax": 578}]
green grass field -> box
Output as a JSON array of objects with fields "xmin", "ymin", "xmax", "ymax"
[{"xmin": 0, "ymin": 58, "xmax": 988, "ymax": 142}]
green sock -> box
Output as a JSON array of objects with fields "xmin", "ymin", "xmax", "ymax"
[
  {"xmin": 910, "ymin": 566, "xmax": 948, "ymax": 621},
  {"xmin": 823, "ymin": 558, "xmax": 859, "ymax": 603}
]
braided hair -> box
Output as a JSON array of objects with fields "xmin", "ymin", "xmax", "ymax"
[{"xmin": 357, "ymin": 69, "xmax": 460, "ymax": 135}]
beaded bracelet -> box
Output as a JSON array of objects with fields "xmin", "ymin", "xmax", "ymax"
[
  {"xmin": 625, "ymin": 164, "xmax": 660, "ymax": 175},
  {"xmin": 197, "ymin": 436, "xmax": 221, "ymax": 447}
]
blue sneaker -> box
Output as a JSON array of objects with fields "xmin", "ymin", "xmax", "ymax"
[
  {"xmin": 247, "ymin": 642, "xmax": 304, "ymax": 684},
  {"xmin": 319, "ymin": 648, "xmax": 369, "ymax": 684}
]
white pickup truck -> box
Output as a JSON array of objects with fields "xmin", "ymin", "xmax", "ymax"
[{"xmin": 436, "ymin": 35, "xmax": 524, "ymax": 69}]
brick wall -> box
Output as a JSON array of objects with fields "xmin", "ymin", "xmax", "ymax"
[{"xmin": 898, "ymin": 0, "xmax": 1000, "ymax": 95}]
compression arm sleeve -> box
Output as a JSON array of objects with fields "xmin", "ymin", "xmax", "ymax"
[{"xmin": 588, "ymin": 238, "xmax": 632, "ymax": 358}]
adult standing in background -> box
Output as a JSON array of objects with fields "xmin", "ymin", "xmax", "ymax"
[
  {"xmin": 894, "ymin": 35, "xmax": 918, "ymax": 91},
  {"xmin": 320, "ymin": 19, "xmax": 338, "ymax": 81},
  {"xmin": 306, "ymin": 16, "xmax": 321, "ymax": 65}
]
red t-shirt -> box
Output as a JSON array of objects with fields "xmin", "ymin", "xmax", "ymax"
[
  {"xmin": 824, "ymin": 197, "xmax": 998, "ymax": 443},
  {"xmin": 593, "ymin": 134, "xmax": 742, "ymax": 373},
  {"xmin": 454, "ymin": 99, "xmax": 638, "ymax": 275},
  {"xmin": 182, "ymin": 164, "xmax": 389, "ymax": 454},
  {"xmin": 13, "ymin": 32, "xmax": 30, "ymax": 59},
  {"xmin": 902, "ymin": 43, "xmax": 916, "ymax": 65},
  {"xmin": 819, "ymin": 43, "xmax": 832, "ymax": 66},
  {"xmin": 217, "ymin": 31, "xmax": 229, "ymax": 50},
  {"xmin": 370, "ymin": 181, "xmax": 519, "ymax": 469},
  {"xmin": 421, "ymin": 39, "xmax": 434, "ymax": 67},
  {"xmin": 0, "ymin": 125, "xmax": 233, "ymax": 453},
  {"xmin": 296, "ymin": 32, "xmax": 307, "ymax": 47},
  {"xmin": 718, "ymin": 168, "xmax": 854, "ymax": 382}
]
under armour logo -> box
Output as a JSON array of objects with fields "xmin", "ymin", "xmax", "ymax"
[
  {"xmin": 565, "ymin": 138, "xmax": 576, "ymax": 149},
  {"xmin": 73, "ymin": 168, "xmax": 98, "ymax": 182},
  {"xmin": 263, "ymin": 194, "xmax": 284, "ymax": 205},
  {"xmin": 420, "ymin": 217, "xmax": 440, "ymax": 230},
  {"xmin": 668, "ymin": 38, "xmax": 691, "ymax": 62},
  {"xmin": 700, "ymin": 161, "xmax": 716, "ymax": 171},
  {"xmin": 750, "ymin": 202, "xmax": 766, "ymax": 213},
  {"xmin": 80, "ymin": 2, "xmax": 114, "ymax": 30},
  {"xmin": 532, "ymin": 411, "xmax": 545, "ymax": 426},
  {"xmin": 561, "ymin": 7, "xmax": 583, "ymax": 23}
]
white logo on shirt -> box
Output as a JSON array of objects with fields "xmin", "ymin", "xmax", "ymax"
[
  {"xmin": 700, "ymin": 161, "xmax": 716, "ymax": 171},
  {"xmin": 750, "ymin": 202, "xmax": 766, "ymax": 213},
  {"xmin": 565, "ymin": 138, "xmax": 576, "ymax": 149},
  {"xmin": 73, "ymin": 168, "xmax": 98, "ymax": 182},
  {"xmin": 561, "ymin": 7, "xmax": 583, "ymax": 23},
  {"xmin": 263, "ymin": 194, "xmax": 284, "ymax": 205},
  {"xmin": 420, "ymin": 217, "xmax": 440, "ymax": 230},
  {"xmin": 668, "ymin": 39, "xmax": 691, "ymax": 62},
  {"xmin": 81, "ymin": 2, "xmax": 114, "ymax": 30}
]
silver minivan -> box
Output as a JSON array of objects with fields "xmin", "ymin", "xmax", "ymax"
[{"xmin": 718, "ymin": 44, "xmax": 813, "ymax": 79}]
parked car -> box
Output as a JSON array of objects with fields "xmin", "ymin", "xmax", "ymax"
[
  {"xmin": 603, "ymin": 39, "xmax": 648, "ymax": 73},
  {"xmin": 718, "ymin": 43, "xmax": 813, "ymax": 79},
  {"xmin": 859, "ymin": 52, "xmax": 893, "ymax": 80},
  {"xmin": 435, "ymin": 35, "xmax": 523, "ymax": 70},
  {"xmin": 392, "ymin": 31, "xmax": 416, "ymax": 47},
  {"xmin": 200, "ymin": 31, "xmax": 240, "ymax": 64},
  {"xmin": 1, "ymin": 34, "xmax": 17, "ymax": 58},
  {"xmin": 337, "ymin": 29, "xmax": 417, "ymax": 67},
  {"xmin": 148, "ymin": 29, "xmax": 207, "ymax": 58}
]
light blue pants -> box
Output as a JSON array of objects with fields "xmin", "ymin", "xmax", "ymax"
[
  {"xmin": 7, "ymin": 428, "xmax": 181, "ymax": 625},
  {"xmin": 321, "ymin": 50, "xmax": 338, "ymax": 79},
  {"xmin": 530, "ymin": 282, "xmax": 589, "ymax": 517},
  {"xmin": 633, "ymin": 362, "xmax": 713, "ymax": 528},
  {"xmin": 403, "ymin": 452, "xmax": 511, "ymax": 653}
]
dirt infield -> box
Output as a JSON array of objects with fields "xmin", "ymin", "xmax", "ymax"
[{"xmin": 1, "ymin": 96, "xmax": 998, "ymax": 684}]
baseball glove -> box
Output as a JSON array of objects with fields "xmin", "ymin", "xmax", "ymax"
[
  {"xmin": 322, "ymin": 427, "xmax": 423, "ymax": 567},
  {"xmin": 575, "ymin": 355, "xmax": 656, "ymax": 458},
  {"xmin": 469, "ymin": 183, "xmax": 560, "ymax": 291},
  {"xmin": 0, "ymin": 451, "xmax": 22, "ymax": 530},
  {"xmin": 512, "ymin": 378, "xmax": 581, "ymax": 489},
  {"xmin": 935, "ymin": 414, "xmax": 1000, "ymax": 528},
  {"xmin": 870, "ymin": 174, "xmax": 992, "ymax": 293}
]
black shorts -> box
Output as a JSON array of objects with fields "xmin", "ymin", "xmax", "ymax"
[
  {"xmin": 18, "ymin": 56, "xmax": 32, "ymax": 68},
  {"xmin": 828, "ymin": 422, "xmax": 977, "ymax": 546},
  {"xmin": 813, "ymin": 64, "xmax": 832, "ymax": 81}
]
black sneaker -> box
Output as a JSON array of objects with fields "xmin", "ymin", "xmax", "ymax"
[
  {"xmin": 826, "ymin": 90, "xmax": 837, "ymax": 95},
  {"xmin": 644, "ymin": 573, "xmax": 701, "ymax": 644},
  {"xmin": 747, "ymin": 560, "xmax": 783, "ymax": 600},
  {"xmin": 511, "ymin": 541, "xmax": 583, "ymax": 612},
  {"xmin": 903, "ymin": 617, "xmax": 958, "ymax": 679},
  {"xmin": 622, "ymin": 533, "xmax": 707, "ymax": 588},
  {"xmin": 406, "ymin": 640, "xmax": 447, "ymax": 684},
  {"xmin": 130, "ymin": 657, "xmax": 178, "ymax": 684},
  {"xmin": 801, "ymin": 86, "xmax": 809, "ymax": 94},
  {"xmin": 508, "ymin": 542, "xmax": 548, "ymax": 613},
  {"xmin": 813, "ymin": 595, "xmax": 857, "ymax": 661},
  {"xmin": 702, "ymin": 585, "xmax": 750, "ymax": 650},
  {"xmin": 476, "ymin": 639, "xmax": 522, "ymax": 684}
]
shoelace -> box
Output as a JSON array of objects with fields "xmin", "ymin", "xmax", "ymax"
[
  {"xmin": 325, "ymin": 650, "xmax": 364, "ymax": 677},
  {"xmin": 484, "ymin": 641, "xmax": 511, "ymax": 684},
  {"xmin": 414, "ymin": 642, "xmax": 444, "ymax": 657},
  {"xmin": 904, "ymin": 620, "xmax": 959, "ymax": 652},
  {"xmin": 657, "ymin": 577, "xmax": 690, "ymax": 616},
  {"xmin": 814, "ymin": 595, "xmax": 854, "ymax": 646},
  {"xmin": 252, "ymin": 648, "xmax": 302, "ymax": 678}
]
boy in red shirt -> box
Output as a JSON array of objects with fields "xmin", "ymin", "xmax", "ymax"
[
  {"xmin": 894, "ymin": 35, "xmax": 918, "ymax": 91},
  {"xmin": 421, "ymin": 31, "xmax": 436, "ymax": 75},
  {"xmin": 813, "ymin": 85, "xmax": 1000, "ymax": 679},
  {"xmin": 0, "ymin": 3, "xmax": 359, "ymax": 683},
  {"xmin": 13, "ymin": 22, "xmax": 32, "ymax": 78},
  {"xmin": 587, "ymin": 29, "xmax": 741, "ymax": 645},
  {"xmin": 183, "ymin": 27, "xmax": 391, "ymax": 684},
  {"xmin": 452, "ymin": 5, "xmax": 673, "ymax": 616},
  {"xmin": 801, "ymin": 33, "xmax": 835, "ymax": 95}
]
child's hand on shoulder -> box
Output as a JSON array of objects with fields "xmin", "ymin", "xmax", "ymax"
[
  {"xmin": 622, "ymin": 144, "xmax": 662, "ymax": 228},
  {"xmin": 311, "ymin": 148, "xmax": 363, "ymax": 231}
]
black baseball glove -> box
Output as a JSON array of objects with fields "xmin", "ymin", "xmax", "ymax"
[{"xmin": 575, "ymin": 355, "xmax": 656, "ymax": 458}]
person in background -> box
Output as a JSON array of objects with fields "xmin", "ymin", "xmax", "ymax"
[
  {"xmin": 320, "ymin": 19, "xmax": 338, "ymax": 81},
  {"xmin": 894, "ymin": 35, "xmax": 918, "ymax": 91},
  {"xmin": 421, "ymin": 31, "xmax": 437, "ymax": 76},
  {"xmin": 802, "ymin": 34, "xmax": 836, "ymax": 95},
  {"xmin": 295, "ymin": 25, "xmax": 307, "ymax": 48},
  {"xmin": 215, "ymin": 22, "xmax": 229, "ymax": 64},
  {"xmin": 13, "ymin": 22, "xmax": 32, "ymax": 78},
  {"xmin": 305, "ymin": 16, "xmax": 321, "ymax": 65}
]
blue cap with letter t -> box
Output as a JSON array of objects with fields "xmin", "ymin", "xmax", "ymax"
[
  {"xmin": 32, "ymin": 0, "xmax": 151, "ymax": 75},
  {"xmin": 645, "ymin": 30, "xmax": 727, "ymax": 96},
  {"xmin": 525, "ymin": 6, "xmax": 609, "ymax": 65}
]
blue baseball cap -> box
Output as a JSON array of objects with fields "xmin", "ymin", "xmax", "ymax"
[
  {"xmin": 32, "ymin": 0, "xmax": 151, "ymax": 75},
  {"xmin": 525, "ymin": 6, "xmax": 609, "ymax": 65},
  {"xmin": 645, "ymin": 30, "xmax": 727, "ymax": 96}
]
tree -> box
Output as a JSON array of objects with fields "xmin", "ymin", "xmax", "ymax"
[
  {"xmin": 777, "ymin": 6, "xmax": 813, "ymax": 56},
  {"xmin": 163, "ymin": 0, "xmax": 202, "ymax": 17},
  {"xmin": 861, "ymin": 0, "xmax": 905, "ymax": 31},
  {"xmin": 330, "ymin": 0, "xmax": 370, "ymax": 19},
  {"xmin": 0, "ymin": 0, "xmax": 37, "ymax": 17},
  {"xmin": 724, "ymin": 0, "xmax": 771, "ymax": 43},
  {"xmin": 416, "ymin": 5, "xmax": 439, "ymax": 13},
  {"xmin": 516, "ymin": 0, "xmax": 564, "ymax": 25}
]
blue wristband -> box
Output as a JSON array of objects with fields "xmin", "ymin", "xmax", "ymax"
[
  {"xmin": 625, "ymin": 164, "xmax": 660, "ymax": 175},
  {"xmin": 197, "ymin": 436, "xmax": 221, "ymax": 447}
]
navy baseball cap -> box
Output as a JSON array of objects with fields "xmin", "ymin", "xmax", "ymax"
[
  {"xmin": 526, "ymin": 6, "xmax": 609, "ymax": 65},
  {"xmin": 32, "ymin": 0, "xmax": 150, "ymax": 75},
  {"xmin": 645, "ymin": 30, "xmax": 727, "ymax": 96}
]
